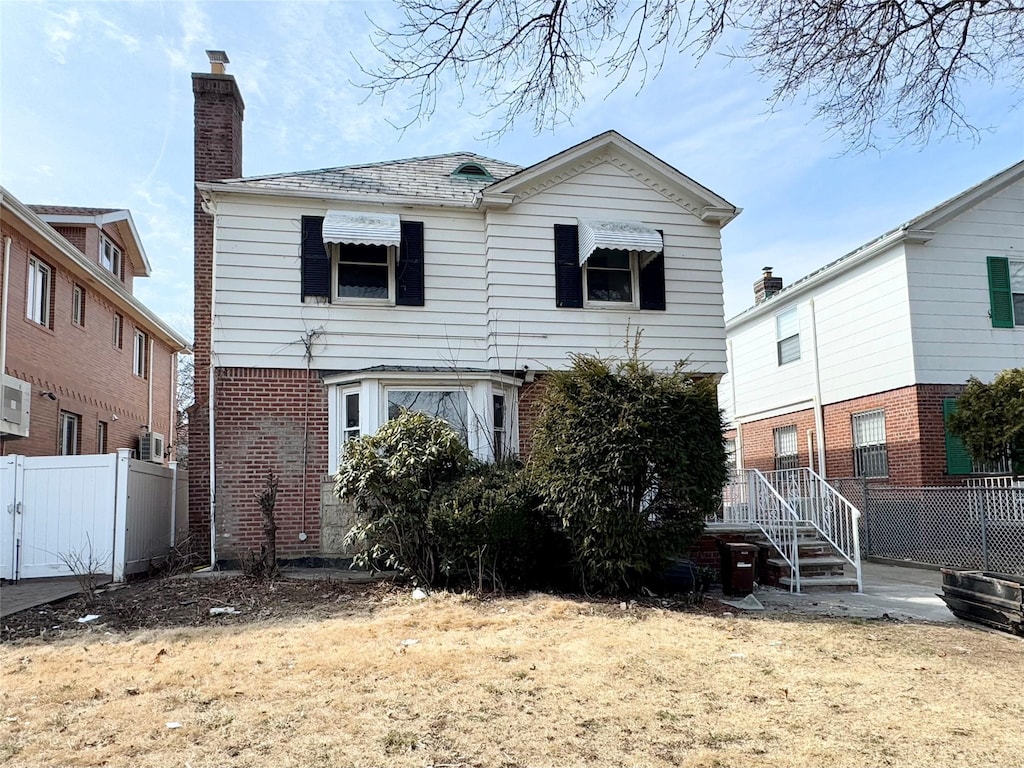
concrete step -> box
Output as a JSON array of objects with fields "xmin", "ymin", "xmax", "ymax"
[
  {"xmin": 779, "ymin": 575, "xmax": 860, "ymax": 592},
  {"xmin": 768, "ymin": 555, "xmax": 849, "ymax": 569}
]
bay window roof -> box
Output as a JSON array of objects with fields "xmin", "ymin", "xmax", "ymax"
[{"xmin": 577, "ymin": 218, "xmax": 663, "ymax": 267}]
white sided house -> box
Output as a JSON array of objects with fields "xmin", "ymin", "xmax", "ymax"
[
  {"xmin": 720, "ymin": 159, "xmax": 1024, "ymax": 487},
  {"xmin": 190, "ymin": 54, "xmax": 739, "ymax": 564}
]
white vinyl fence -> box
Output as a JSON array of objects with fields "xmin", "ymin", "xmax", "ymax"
[{"xmin": 1, "ymin": 449, "xmax": 187, "ymax": 582}]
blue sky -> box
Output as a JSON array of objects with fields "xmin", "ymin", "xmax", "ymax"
[{"xmin": 2, "ymin": 1, "xmax": 1021, "ymax": 341}]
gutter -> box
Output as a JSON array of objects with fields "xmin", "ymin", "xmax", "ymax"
[{"xmin": 198, "ymin": 182, "xmax": 477, "ymax": 211}]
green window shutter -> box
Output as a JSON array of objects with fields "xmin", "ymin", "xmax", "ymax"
[
  {"xmin": 943, "ymin": 398, "xmax": 973, "ymax": 475},
  {"xmin": 987, "ymin": 256, "xmax": 1014, "ymax": 328}
]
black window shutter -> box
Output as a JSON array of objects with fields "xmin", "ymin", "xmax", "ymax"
[
  {"xmin": 639, "ymin": 249, "xmax": 666, "ymax": 311},
  {"xmin": 554, "ymin": 224, "xmax": 583, "ymax": 308},
  {"xmin": 300, "ymin": 216, "xmax": 330, "ymax": 302},
  {"xmin": 397, "ymin": 220, "xmax": 425, "ymax": 306}
]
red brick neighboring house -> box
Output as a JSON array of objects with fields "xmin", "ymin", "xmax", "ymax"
[{"xmin": 1, "ymin": 188, "xmax": 189, "ymax": 461}]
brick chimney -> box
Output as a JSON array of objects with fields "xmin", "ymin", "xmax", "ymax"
[
  {"xmin": 754, "ymin": 266, "xmax": 783, "ymax": 304},
  {"xmin": 190, "ymin": 50, "xmax": 244, "ymax": 561}
]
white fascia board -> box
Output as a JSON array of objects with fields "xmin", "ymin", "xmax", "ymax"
[
  {"xmin": 198, "ymin": 182, "xmax": 476, "ymax": 211},
  {"xmin": 484, "ymin": 130, "xmax": 740, "ymax": 225},
  {"xmin": 725, "ymin": 229, "xmax": 917, "ymax": 332},
  {"xmin": 0, "ymin": 187, "xmax": 189, "ymax": 351}
]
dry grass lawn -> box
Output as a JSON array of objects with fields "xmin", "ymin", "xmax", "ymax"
[{"xmin": 2, "ymin": 589, "xmax": 1022, "ymax": 768}]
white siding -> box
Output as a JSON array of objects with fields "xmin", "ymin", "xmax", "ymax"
[
  {"xmin": 907, "ymin": 178, "xmax": 1024, "ymax": 382},
  {"xmin": 485, "ymin": 161, "xmax": 727, "ymax": 373},
  {"xmin": 212, "ymin": 198, "xmax": 488, "ymax": 369},
  {"xmin": 724, "ymin": 245, "xmax": 916, "ymax": 422}
]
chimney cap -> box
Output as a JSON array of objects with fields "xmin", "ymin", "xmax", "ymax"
[
  {"xmin": 207, "ymin": 50, "xmax": 230, "ymax": 64},
  {"xmin": 762, "ymin": 266, "xmax": 773, "ymax": 276}
]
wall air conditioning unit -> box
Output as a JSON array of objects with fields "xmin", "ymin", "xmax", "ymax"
[
  {"xmin": 139, "ymin": 432, "xmax": 165, "ymax": 463},
  {"xmin": 1, "ymin": 375, "xmax": 32, "ymax": 439}
]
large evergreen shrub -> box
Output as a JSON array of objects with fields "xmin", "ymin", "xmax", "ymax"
[
  {"xmin": 531, "ymin": 347, "xmax": 727, "ymax": 593},
  {"xmin": 336, "ymin": 410, "xmax": 472, "ymax": 584}
]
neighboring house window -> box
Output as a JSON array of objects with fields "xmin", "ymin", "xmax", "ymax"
[
  {"xmin": 60, "ymin": 411, "xmax": 81, "ymax": 456},
  {"xmin": 342, "ymin": 390, "xmax": 360, "ymax": 445},
  {"xmin": 724, "ymin": 438, "xmax": 737, "ymax": 472},
  {"xmin": 72, "ymin": 285, "xmax": 86, "ymax": 327},
  {"xmin": 97, "ymin": 421, "xmax": 108, "ymax": 454},
  {"xmin": 101, "ymin": 236, "xmax": 122, "ymax": 279},
  {"xmin": 387, "ymin": 388, "xmax": 470, "ymax": 443},
  {"xmin": 133, "ymin": 329, "xmax": 147, "ymax": 377},
  {"xmin": 26, "ymin": 257, "xmax": 53, "ymax": 328},
  {"xmin": 584, "ymin": 249, "xmax": 635, "ymax": 304},
  {"xmin": 336, "ymin": 243, "xmax": 394, "ymax": 302},
  {"xmin": 852, "ymin": 410, "xmax": 888, "ymax": 478},
  {"xmin": 493, "ymin": 394, "xmax": 506, "ymax": 460},
  {"xmin": 987, "ymin": 256, "xmax": 1024, "ymax": 328},
  {"xmin": 113, "ymin": 313, "xmax": 124, "ymax": 349},
  {"xmin": 773, "ymin": 425, "xmax": 799, "ymax": 470},
  {"xmin": 776, "ymin": 307, "xmax": 800, "ymax": 365}
]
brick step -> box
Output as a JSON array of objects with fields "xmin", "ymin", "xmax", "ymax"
[{"xmin": 779, "ymin": 575, "xmax": 860, "ymax": 592}]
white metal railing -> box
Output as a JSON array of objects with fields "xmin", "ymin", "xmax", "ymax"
[
  {"xmin": 746, "ymin": 469, "xmax": 801, "ymax": 592},
  {"xmin": 762, "ymin": 467, "xmax": 863, "ymax": 592},
  {"xmin": 966, "ymin": 475, "xmax": 1023, "ymax": 489}
]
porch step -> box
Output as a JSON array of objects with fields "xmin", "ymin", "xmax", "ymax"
[
  {"xmin": 767, "ymin": 555, "xmax": 848, "ymax": 570},
  {"xmin": 779, "ymin": 575, "xmax": 860, "ymax": 592}
]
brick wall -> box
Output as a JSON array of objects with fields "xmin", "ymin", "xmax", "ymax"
[
  {"xmin": 53, "ymin": 225, "xmax": 86, "ymax": 254},
  {"xmin": 737, "ymin": 407, "xmax": 817, "ymax": 474},
  {"xmin": 191, "ymin": 71, "xmax": 245, "ymax": 560},
  {"xmin": 1, "ymin": 222, "xmax": 176, "ymax": 458},
  {"xmin": 212, "ymin": 367, "xmax": 328, "ymax": 560},
  {"xmin": 516, "ymin": 374, "xmax": 550, "ymax": 459},
  {"xmin": 736, "ymin": 385, "xmax": 970, "ymax": 487}
]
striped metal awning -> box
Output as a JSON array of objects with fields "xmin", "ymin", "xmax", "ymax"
[
  {"xmin": 322, "ymin": 211, "xmax": 401, "ymax": 250},
  {"xmin": 577, "ymin": 218, "xmax": 663, "ymax": 266}
]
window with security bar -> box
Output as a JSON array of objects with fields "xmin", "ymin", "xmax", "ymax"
[
  {"xmin": 852, "ymin": 410, "xmax": 888, "ymax": 477},
  {"xmin": 773, "ymin": 425, "xmax": 799, "ymax": 470}
]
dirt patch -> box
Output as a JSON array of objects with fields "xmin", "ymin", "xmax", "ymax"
[{"xmin": 1, "ymin": 575, "xmax": 726, "ymax": 643}]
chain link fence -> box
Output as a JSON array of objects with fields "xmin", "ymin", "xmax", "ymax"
[{"xmin": 830, "ymin": 478, "xmax": 1024, "ymax": 574}]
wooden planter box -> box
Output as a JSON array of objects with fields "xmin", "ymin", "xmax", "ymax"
[{"xmin": 940, "ymin": 569, "xmax": 1024, "ymax": 635}]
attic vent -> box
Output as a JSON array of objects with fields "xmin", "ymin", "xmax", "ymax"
[{"xmin": 452, "ymin": 162, "xmax": 493, "ymax": 180}]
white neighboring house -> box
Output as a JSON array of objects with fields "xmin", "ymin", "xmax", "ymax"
[
  {"xmin": 191, "ymin": 57, "xmax": 740, "ymax": 562},
  {"xmin": 719, "ymin": 159, "xmax": 1024, "ymax": 487}
]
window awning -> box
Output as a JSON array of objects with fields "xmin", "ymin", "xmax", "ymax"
[
  {"xmin": 577, "ymin": 218, "xmax": 663, "ymax": 267},
  {"xmin": 322, "ymin": 210, "xmax": 401, "ymax": 249}
]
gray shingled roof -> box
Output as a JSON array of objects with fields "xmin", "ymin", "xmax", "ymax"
[
  {"xmin": 216, "ymin": 152, "xmax": 522, "ymax": 203},
  {"xmin": 29, "ymin": 205, "xmax": 121, "ymax": 216}
]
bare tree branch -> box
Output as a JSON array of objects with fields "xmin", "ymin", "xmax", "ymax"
[{"xmin": 360, "ymin": 0, "xmax": 1024, "ymax": 148}]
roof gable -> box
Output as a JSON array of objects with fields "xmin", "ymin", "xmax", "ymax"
[
  {"xmin": 28, "ymin": 206, "xmax": 152, "ymax": 277},
  {"xmin": 481, "ymin": 131, "xmax": 739, "ymax": 224}
]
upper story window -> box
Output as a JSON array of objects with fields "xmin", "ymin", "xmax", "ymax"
[
  {"xmin": 133, "ymin": 329, "xmax": 148, "ymax": 377},
  {"xmin": 585, "ymin": 248, "xmax": 636, "ymax": 305},
  {"xmin": 776, "ymin": 307, "xmax": 800, "ymax": 365},
  {"xmin": 336, "ymin": 243, "xmax": 394, "ymax": 302},
  {"xmin": 553, "ymin": 221, "xmax": 666, "ymax": 311},
  {"xmin": 101, "ymin": 236, "xmax": 123, "ymax": 279},
  {"xmin": 987, "ymin": 256, "xmax": 1024, "ymax": 328},
  {"xmin": 113, "ymin": 313, "xmax": 124, "ymax": 349},
  {"xmin": 72, "ymin": 285, "xmax": 86, "ymax": 327},
  {"xmin": 26, "ymin": 256, "xmax": 53, "ymax": 328},
  {"xmin": 1012, "ymin": 259, "xmax": 1024, "ymax": 326},
  {"xmin": 301, "ymin": 214, "xmax": 425, "ymax": 307}
]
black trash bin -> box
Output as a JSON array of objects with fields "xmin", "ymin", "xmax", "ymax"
[{"xmin": 718, "ymin": 541, "xmax": 757, "ymax": 597}]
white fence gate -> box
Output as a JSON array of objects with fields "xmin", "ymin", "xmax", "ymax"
[{"xmin": 1, "ymin": 450, "xmax": 187, "ymax": 582}]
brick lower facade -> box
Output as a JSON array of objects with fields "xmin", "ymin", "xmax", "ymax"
[{"xmin": 735, "ymin": 384, "xmax": 968, "ymax": 486}]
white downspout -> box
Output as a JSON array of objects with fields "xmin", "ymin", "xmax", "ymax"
[
  {"xmin": 1, "ymin": 237, "xmax": 11, "ymax": 392},
  {"xmin": 169, "ymin": 352, "xmax": 177, "ymax": 460},
  {"xmin": 147, "ymin": 337, "xmax": 154, "ymax": 436},
  {"xmin": 727, "ymin": 338, "xmax": 743, "ymax": 470},
  {"xmin": 808, "ymin": 299, "xmax": 827, "ymax": 476},
  {"xmin": 208, "ymin": 361, "xmax": 216, "ymax": 567}
]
